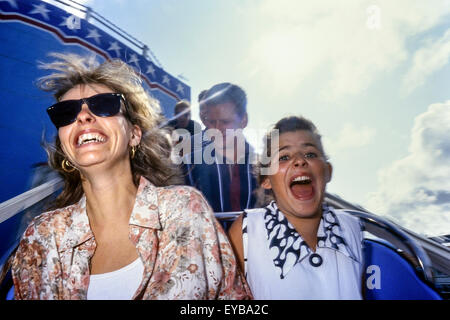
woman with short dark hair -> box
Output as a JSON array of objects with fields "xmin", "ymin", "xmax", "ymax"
[{"xmin": 229, "ymin": 115, "xmax": 363, "ymax": 299}]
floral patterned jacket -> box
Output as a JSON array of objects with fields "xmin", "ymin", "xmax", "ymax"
[{"xmin": 12, "ymin": 177, "xmax": 251, "ymax": 300}]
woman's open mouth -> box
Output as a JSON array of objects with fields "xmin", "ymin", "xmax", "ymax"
[
  {"xmin": 74, "ymin": 130, "xmax": 108, "ymax": 148},
  {"xmin": 289, "ymin": 175, "xmax": 314, "ymax": 200}
]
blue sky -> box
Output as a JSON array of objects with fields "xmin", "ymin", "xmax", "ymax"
[{"xmin": 69, "ymin": 0, "xmax": 450, "ymax": 236}]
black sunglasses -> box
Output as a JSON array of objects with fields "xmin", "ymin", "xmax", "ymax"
[{"xmin": 46, "ymin": 92, "xmax": 126, "ymax": 128}]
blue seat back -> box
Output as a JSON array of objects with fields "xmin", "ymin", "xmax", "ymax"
[
  {"xmin": 6, "ymin": 286, "xmax": 13, "ymax": 300},
  {"xmin": 363, "ymin": 239, "xmax": 442, "ymax": 300},
  {"xmin": 0, "ymin": 269, "xmax": 14, "ymax": 300}
]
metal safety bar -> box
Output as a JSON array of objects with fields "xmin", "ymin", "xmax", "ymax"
[
  {"xmin": 0, "ymin": 177, "xmax": 63, "ymax": 225},
  {"xmin": 339, "ymin": 209, "xmax": 435, "ymax": 283},
  {"xmin": 325, "ymin": 193, "xmax": 450, "ymax": 277},
  {"xmin": 214, "ymin": 193, "xmax": 450, "ymax": 285}
]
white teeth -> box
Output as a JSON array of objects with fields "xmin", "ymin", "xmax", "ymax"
[
  {"xmin": 77, "ymin": 133, "xmax": 106, "ymax": 146},
  {"xmin": 292, "ymin": 175, "xmax": 311, "ymax": 182}
]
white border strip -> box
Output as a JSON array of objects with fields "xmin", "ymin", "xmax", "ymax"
[{"xmin": 0, "ymin": 177, "xmax": 63, "ymax": 224}]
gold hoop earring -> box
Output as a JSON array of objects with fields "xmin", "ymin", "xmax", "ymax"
[
  {"xmin": 130, "ymin": 146, "xmax": 136, "ymax": 159},
  {"xmin": 62, "ymin": 159, "xmax": 76, "ymax": 173}
]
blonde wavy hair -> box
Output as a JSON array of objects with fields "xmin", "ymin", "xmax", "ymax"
[{"xmin": 39, "ymin": 53, "xmax": 182, "ymax": 209}]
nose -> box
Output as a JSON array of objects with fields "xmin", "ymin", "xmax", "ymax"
[
  {"xmin": 208, "ymin": 120, "xmax": 219, "ymax": 129},
  {"xmin": 207, "ymin": 120, "xmax": 224, "ymax": 134},
  {"xmin": 293, "ymin": 153, "xmax": 308, "ymax": 167},
  {"xmin": 76, "ymin": 103, "xmax": 95, "ymax": 125}
]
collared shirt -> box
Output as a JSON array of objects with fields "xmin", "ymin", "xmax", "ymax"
[
  {"xmin": 183, "ymin": 140, "xmax": 257, "ymax": 213},
  {"xmin": 12, "ymin": 177, "xmax": 251, "ymax": 300},
  {"xmin": 242, "ymin": 201, "xmax": 363, "ymax": 300}
]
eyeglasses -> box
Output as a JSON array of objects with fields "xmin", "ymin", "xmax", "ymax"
[{"xmin": 46, "ymin": 92, "xmax": 126, "ymax": 128}]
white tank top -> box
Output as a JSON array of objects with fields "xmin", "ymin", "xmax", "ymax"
[
  {"xmin": 87, "ymin": 257, "xmax": 144, "ymax": 300},
  {"xmin": 243, "ymin": 203, "xmax": 363, "ymax": 300}
]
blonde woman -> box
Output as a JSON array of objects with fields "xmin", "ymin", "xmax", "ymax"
[{"xmin": 11, "ymin": 53, "xmax": 250, "ymax": 300}]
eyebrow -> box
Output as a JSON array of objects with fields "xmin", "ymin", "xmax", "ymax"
[{"xmin": 278, "ymin": 142, "xmax": 318, "ymax": 152}]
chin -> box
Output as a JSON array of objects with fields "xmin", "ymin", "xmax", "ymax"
[
  {"xmin": 75, "ymin": 156, "xmax": 107, "ymax": 169},
  {"xmin": 293, "ymin": 209, "xmax": 321, "ymax": 219},
  {"xmin": 291, "ymin": 199, "xmax": 323, "ymax": 218}
]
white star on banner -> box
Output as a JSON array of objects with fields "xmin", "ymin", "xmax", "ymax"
[
  {"xmin": 176, "ymin": 83, "xmax": 184, "ymax": 94},
  {"xmin": 146, "ymin": 64, "xmax": 156, "ymax": 77},
  {"xmin": 60, "ymin": 15, "xmax": 81, "ymax": 31},
  {"xmin": 0, "ymin": 0, "xmax": 18, "ymax": 9},
  {"xmin": 86, "ymin": 28, "xmax": 101, "ymax": 44},
  {"xmin": 128, "ymin": 53, "xmax": 139, "ymax": 66},
  {"xmin": 107, "ymin": 41, "xmax": 122, "ymax": 57},
  {"xmin": 162, "ymin": 75, "xmax": 170, "ymax": 86},
  {"xmin": 29, "ymin": 3, "xmax": 50, "ymax": 20}
]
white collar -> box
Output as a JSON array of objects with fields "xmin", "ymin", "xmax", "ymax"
[{"xmin": 264, "ymin": 201, "xmax": 359, "ymax": 279}]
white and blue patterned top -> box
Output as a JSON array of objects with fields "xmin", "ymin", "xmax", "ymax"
[{"xmin": 242, "ymin": 201, "xmax": 364, "ymax": 300}]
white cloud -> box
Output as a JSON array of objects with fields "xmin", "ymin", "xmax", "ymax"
[
  {"xmin": 366, "ymin": 101, "xmax": 450, "ymax": 236},
  {"xmin": 403, "ymin": 29, "xmax": 450, "ymax": 93},
  {"xmin": 243, "ymin": 0, "xmax": 450, "ymax": 99},
  {"xmin": 324, "ymin": 123, "xmax": 376, "ymax": 157}
]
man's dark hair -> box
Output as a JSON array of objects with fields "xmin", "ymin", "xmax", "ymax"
[
  {"xmin": 174, "ymin": 100, "xmax": 190, "ymax": 114},
  {"xmin": 200, "ymin": 82, "xmax": 247, "ymax": 118},
  {"xmin": 198, "ymin": 90, "xmax": 207, "ymax": 103}
]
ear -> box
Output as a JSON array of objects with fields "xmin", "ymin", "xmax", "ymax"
[
  {"xmin": 240, "ymin": 113, "xmax": 248, "ymax": 129},
  {"xmin": 200, "ymin": 106, "xmax": 208, "ymax": 126},
  {"xmin": 325, "ymin": 162, "xmax": 333, "ymax": 183},
  {"xmin": 130, "ymin": 125, "xmax": 142, "ymax": 147},
  {"xmin": 261, "ymin": 176, "xmax": 272, "ymax": 190}
]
